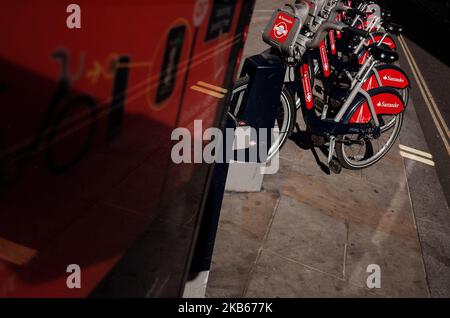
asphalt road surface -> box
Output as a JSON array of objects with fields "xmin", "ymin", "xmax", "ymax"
[{"xmin": 383, "ymin": 0, "xmax": 450, "ymax": 208}]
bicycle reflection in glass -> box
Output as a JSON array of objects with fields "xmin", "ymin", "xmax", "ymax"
[{"xmin": 2, "ymin": 49, "xmax": 130, "ymax": 179}]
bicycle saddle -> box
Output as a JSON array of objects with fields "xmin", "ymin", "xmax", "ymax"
[
  {"xmin": 381, "ymin": 9, "xmax": 391, "ymax": 20},
  {"xmin": 383, "ymin": 22, "xmax": 403, "ymax": 36},
  {"xmin": 368, "ymin": 44, "xmax": 399, "ymax": 63}
]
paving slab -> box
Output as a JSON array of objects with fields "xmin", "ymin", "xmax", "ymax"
[
  {"xmin": 245, "ymin": 249, "xmax": 382, "ymax": 298},
  {"xmin": 207, "ymin": 191, "xmax": 280, "ymax": 297},
  {"xmin": 346, "ymin": 223, "xmax": 428, "ymax": 297},
  {"xmin": 274, "ymin": 158, "xmax": 417, "ymax": 241},
  {"xmin": 415, "ymin": 219, "xmax": 450, "ymax": 298},
  {"xmin": 264, "ymin": 196, "xmax": 347, "ymax": 278}
]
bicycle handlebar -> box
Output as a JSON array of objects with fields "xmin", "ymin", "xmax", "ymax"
[
  {"xmin": 306, "ymin": 22, "xmax": 347, "ymax": 48},
  {"xmin": 342, "ymin": 26, "xmax": 370, "ymax": 38},
  {"xmin": 305, "ymin": 22, "xmax": 370, "ymax": 49}
]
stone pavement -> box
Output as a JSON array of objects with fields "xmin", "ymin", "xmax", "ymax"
[{"xmin": 206, "ymin": 137, "xmax": 430, "ymax": 297}]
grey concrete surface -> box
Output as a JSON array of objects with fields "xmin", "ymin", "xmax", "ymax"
[{"xmin": 208, "ymin": 137, "xmax": 430, "ymax": 297}]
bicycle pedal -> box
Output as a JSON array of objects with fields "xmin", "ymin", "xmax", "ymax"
[{"xmin": 329, "ymin": 159, "xmax": 342, "ymax": 175}]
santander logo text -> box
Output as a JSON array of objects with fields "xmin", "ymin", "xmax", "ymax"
[
  {"xmin": 279, "ymin": 15, "xmax": 294, "ymax": 24},
  {"xmin": 377, "ymin": 100, "xmax": 400, "ymax": 108},
  {"xmin": 383, "ymin": 75, "xmax": 405, "ymax": 83}
]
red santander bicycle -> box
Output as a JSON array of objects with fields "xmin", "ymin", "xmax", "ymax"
[{"xmin": 228, "ymin": 0, "xmax": 410, "ymax": 173}]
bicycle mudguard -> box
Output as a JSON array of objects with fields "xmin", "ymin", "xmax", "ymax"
[
  {"xmin": 362, "ymin": 64, "xmax": 410, "ymax": 91},
  {"xmin": 344, "ymin": 87, "xmax": 405, "ymax": 124}
]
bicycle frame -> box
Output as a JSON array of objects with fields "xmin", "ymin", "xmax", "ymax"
[
  {"xmin": 295, "ymin": 46, "xmax": 406, "ymax": 136},
  {"xmin": 295, "ymin": 58, "xmax": 380, "ymax": 137},
  {"xmin": 334, "ymin": 56, "xmax": 379, "ymax": 123}
]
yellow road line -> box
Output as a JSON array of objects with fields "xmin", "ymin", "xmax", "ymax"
[
  {"xmin": 398, "ymin": 36, "xmax": 450, "ymax": 156},
  {"xmin": 400, "ymin": 151, "xmax": 435, "ymax": 166},
  {"xmin": 399, "ymin": 37, "xmax": 450, "ymax": 140},
  {"xmin": 197, "ymin": 81, "xmax": 228, "ymax": 94},
  {"xmin": 0, "ymin": 237, "xmax": 37, "ymax": 265},
  {"xmin": 399, "ymin": 144, "xmax": 433, "ymax": 159},
  {"xmin": 191, "ymin": 85, "xmax": 225, "ymax": 99}
]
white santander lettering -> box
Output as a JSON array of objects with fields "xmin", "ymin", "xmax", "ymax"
[
  {"xmin": 383, "ymin": 75, "xmax": 405, "ymax": 83},
  {"xmin": 376, "ymin": 101, "xmax": 400, "ymax": 108}
]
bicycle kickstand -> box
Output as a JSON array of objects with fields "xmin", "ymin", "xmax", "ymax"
[{"xmin": 328, "ymin": 136, "xmax": 342, "ymax": 174}]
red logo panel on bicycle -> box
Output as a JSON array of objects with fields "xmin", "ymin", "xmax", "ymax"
[
  {"xmin": 262, "ymin": 8, "xmax": 304, "ymax": 57},
  {"xmin": 349, "ymin": 91, "xmax": 405, "ymax": 124},
  {"xmin": 269, "ymin": 12, "xmax": 295, "ymax": 44}
]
